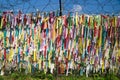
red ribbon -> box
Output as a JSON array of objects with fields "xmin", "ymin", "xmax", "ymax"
[
  {"xmin": 88, "ymin": 17, "xmax": 90, "ymax": 27},
  {"xmin": 12, "ymin": 35, "xmax": 14, "ymax": 43},
  {"xmin": 3, "ymin": 15, "xmax": 7, "ymax": 27},
  {"xmin": 63, "ymin": 16, "xmax": 68, "ymax": 27},
  {"xmin": 94, "ymin": 26, "xmax": 97, "ymax": 37},
  {"xmin": 44, "ymin": 46, "xmax": 47, "ymax": 58},
  {"xmin": 4, "ymin": 49, "xmax": 6, "ymax": 60},
  {"xmin": 24, "ymin": 15, "xmax": 27, "ymax": 25},
  {"xmin": 98, "ymin": 27, "xmax": 101, "ymax": 39}
]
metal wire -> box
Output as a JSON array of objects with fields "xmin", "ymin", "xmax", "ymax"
[{"xmin": 0, "ymin": 0, "xmax": 120, "ymax": 15}]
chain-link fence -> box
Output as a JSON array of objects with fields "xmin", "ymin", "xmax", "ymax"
[{"xmin": 0, "ymin": 0, "xmax": 120, "ymax": 15}]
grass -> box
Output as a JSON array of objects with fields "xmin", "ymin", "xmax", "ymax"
[
  {"xmin": 0, "ymin": 74, "xmax": 119, "ymax": 80},
  {"xmin": 0, "ymin": 69, "xmax": 120, "ymax": 80}
]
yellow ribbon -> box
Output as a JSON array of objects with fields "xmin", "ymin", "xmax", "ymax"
[{"xmin": 76, "ymin": 12, "xmax": 78, "ymax": 27}]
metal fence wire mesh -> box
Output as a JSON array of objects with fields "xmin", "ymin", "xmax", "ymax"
[{"xmin": 0, "ymin": 0, "xmax": 120, "ymax": 15}]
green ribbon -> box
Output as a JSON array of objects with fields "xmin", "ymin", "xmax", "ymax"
[
  {"xmin": 67, "ymin": 16, "xmax": 72, "ymax": 29},
  {"xmin": 38, "ymin": 40, "xmax": 40, "ymax": 51},
  {"xmin": 62, "ymin": 38, "xmax": 64, "ymax": 50},
  {"xmin": 76, "ymin": 35, "xmax": 79, "ymax": 43},
  {"xmin": 46, "ymin": 50, "xmax": 49, "ymax": 60},
  {"xmin": 101, "ymin": 26, "xmax": 106, "ymax": 50},
  {"xmin": 97, "ymin": 15, "xmax": 101, "ymax": 26},
  {"xmin": 32, "ymin": 29, "xmax": 34, "ymax": 40},
  {"xmin": 15, "ymin": 28, "xmax": 19, "ymax": 37},
  {"xmin": 52, "ymin": 49, "xmax": 55, "ymax": 60},
  {"xmin": 63, "ymin": 50, "xmax": 67, "ymax": 57},
  {"xmin": 4, "ymin": 30, "xmax": 7, "ymax": 47},
  {"xmin": 85, "ymin": 17, "xmax": 88, "ymax": 27}
]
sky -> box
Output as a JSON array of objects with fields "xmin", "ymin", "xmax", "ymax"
[{"xmin": 0, "ymin": 0, "xmax": 120, "ymax": 15}]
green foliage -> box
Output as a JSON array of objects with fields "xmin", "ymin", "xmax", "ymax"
[
  {"xmin": 11, "ymin": 73, "xmax": 19, "ymax": 80},
  {"xmin": 18, "ymin": 68, "xmax": 25, "ymax": 73},
  {"xmin": 80, "ymin": 62, "xmax": 85, "ymax": 67},
  {"xmin": 47, "ymin": 74, "xmax": 54, "ymax": 80},
  {"xmin": 93, "ymin": 74, "xmax": 99, "ymax": 80},
  {"xmin": 41, "ymin": 72, "xmax": 46, "ymax": 79},
  {"xmin": 0, "ymin": 71, "xmax": 120, "ymax": 80},
  {"xmin": 0, "ymin": 76, "xmax": 4, "ymax": 80},
  {"xmin": 31, "ymin": 70, "xmax": 46, "ymax": 79},
  {"xmin": 105, "ymin": 73, "xmax": 119, "ymax": 80},
  {"xmin": 53, "ymin": 69, "xmax": 57, "ymax": 77}
]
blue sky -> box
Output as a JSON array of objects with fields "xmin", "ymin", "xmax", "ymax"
[{"xmin": 0, "ymin": 0, "xmax": 120, "ymax": 15}]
